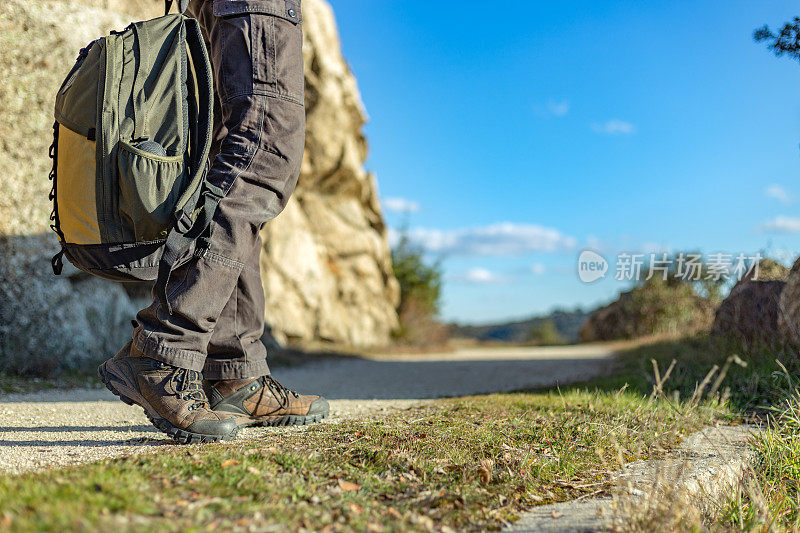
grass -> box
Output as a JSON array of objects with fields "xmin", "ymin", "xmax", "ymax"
[
  {"xmin": 574, "ymin": 335, "xmax": 800, "ymax": 531},
  {"xmin": 580, "ymin": 334, "xmax": 800, "ymax": 414},
  {"xmin": 718, "ymin": 380, "xmax": 800, "ymax": 531},
  {"xmin": 0, "ymin": 390, "xmax": 723, "ymax": 532},
  {"xmin": 0, "ymin": 371, "xmax": 99, "ymax": 395},
  {"xmin": 3, "ymin": 333, "xmax": 794, "ymax": 531}
]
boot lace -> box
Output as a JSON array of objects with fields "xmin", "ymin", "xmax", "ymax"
[
  {"xmin": 261, "ymin": 375, "xmax": 299, "ymax": 408},
  {"xmin": 166, "ymin": 367, "xmax": 208, "ymax": 411}
]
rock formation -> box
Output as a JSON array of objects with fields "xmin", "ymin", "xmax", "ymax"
[
  {"xmin": 261, "ymin": 0, "xmax": 399, "ymax": 345},
  {"xmin": 712, "ymin": 259, "xmax": 789, "ymax": 345},
  {"xmin": 0, "ymin": 0, "xmax": 397, "ymax": 375},
  {"xmin": 579, "ymin": 291, "xmax": 636, "ymax": 342},
  {"xmin": 777, "ymin": 257, "xmax": 800, "ymax": 343}
]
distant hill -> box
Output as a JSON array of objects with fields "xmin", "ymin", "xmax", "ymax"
[{"xmin": 452, "ymin": 308, "xmax": 591, "ymax": 344}]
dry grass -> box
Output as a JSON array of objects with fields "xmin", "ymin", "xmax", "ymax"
[
  {"xmin": 718, "ymin": 379, "xmax": 800, "ymax": 531},
  {"xmin": 394, "ymin": 297, "xmax": 451, "ymax": 348},
  {"xmin": 576, "ymin": 338, "xmax": 800, "ymax": 532}
]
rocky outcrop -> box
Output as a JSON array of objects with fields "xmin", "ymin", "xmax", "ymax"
[
  {"xmin": 0, "ymin": 0, "xmax": 397, "ymax": 375},
  {"xmin": 778, "ymin": 257, "xmax": 800, "ymax": 343},
  {"xmin": 579, "ymin": 291, "xmax": 636, "ymax": 342},
  {"xmin": 712, "ymin": 259, "xmax": 789, "ymax": 344},
  {"xmin": 583, "ymin": 259, "xmax": 793, "ymax": 345},
  {"xmin": 261, "ymin": 0, "xmax": 399, "ymax": 345},
  {"xmin": 0, "ymin": 0, "xmax": 138, "ymax": 376}
]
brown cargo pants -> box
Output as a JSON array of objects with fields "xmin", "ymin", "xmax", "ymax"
[{"xmin": 132, "ymin": 0, "xmax": 305, "ymax": 379}]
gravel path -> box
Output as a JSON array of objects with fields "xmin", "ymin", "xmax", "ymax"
[
  {"xmin": 0, "ymin": 345, "xmax": 615, "ymax": 474},
  {"xmin": 276, "ymin": 344, "xmax": 616, "ymax": 399}
]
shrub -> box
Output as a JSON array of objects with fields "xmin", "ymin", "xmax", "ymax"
[
  {"xmin": 391, "ymin": 231, "xmax": 447, "ymax": 346},
  {"xmin": 526, "ymin": 319, "xmax": 567, "ymax": 346},
  {"xmin": 580, "ymin": 252, "xmax": 726, "ymax": 342}
]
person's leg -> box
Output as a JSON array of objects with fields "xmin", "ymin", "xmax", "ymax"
[
  {"xmin": 133, "ymin": 0, "xmax": 305, "ymax": 373},
  {"xmin": 100, "ymin": 0, "xmax": 316, "ymax": 439},
  {"xmin": 204, "ymin": 234, "xmax": 269, "ymax": 380},
  {"xmin": 189, "ymin": 0, "xmax": 329, "ymax": 425},
  {"xmin": 194, "ymin": 1, "xmax": 265, "ymax": 381},
  {"xmin": 199, "ymin": 195, "xmax": 329, "ymax": 428}
]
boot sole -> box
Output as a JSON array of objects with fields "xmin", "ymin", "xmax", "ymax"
[
  {"xmin": 98, "ymin": 360, "xmax": 239, "ymax": 444},
  {"xmin": 223, "ymin": 411, "xmax": 329, "ymax": 428}
]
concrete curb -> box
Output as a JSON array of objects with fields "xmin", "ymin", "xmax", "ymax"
[{"xmin": 505, "ymin": 424, "xmax": 758, "ymax": 532}]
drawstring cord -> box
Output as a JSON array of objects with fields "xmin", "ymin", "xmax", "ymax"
[{"xmin": 48, "ymin": 121, "xmax": 65, "ymax": 275}]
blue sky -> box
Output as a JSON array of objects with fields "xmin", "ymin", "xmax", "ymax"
[{"xmin": 331, "ymin": 0, "xmax": 800, "ymax": 324}]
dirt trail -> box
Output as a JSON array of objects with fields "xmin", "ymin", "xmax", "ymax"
[{"xmin": 0, "ymin": 345, "xmax": 615, "ymax": 474}]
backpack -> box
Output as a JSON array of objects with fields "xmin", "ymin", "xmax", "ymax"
[{"xmin": 48, "ymin": 0, "xmax": 216, "ymax": 313}]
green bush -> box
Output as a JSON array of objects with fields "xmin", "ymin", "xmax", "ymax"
[
  {"xmin": 580, "ymin": 252, "xmax": 727, "ymax": 341},
  {"xmin": 526, "ymin": 319, "xmax": 567, "ymax": 346},
  {"xmin": 391, "ymin": 232, "xmax": 447, "ymax": 346}
]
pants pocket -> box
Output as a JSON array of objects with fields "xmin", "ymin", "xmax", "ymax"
[
  {"xmin": 262, "ymin": 12, "xmax": 303, "ymax": 103},
  {"xmin": 213, "ymin": 1, "xmax": 303, "ymax": 104},
  {"xmin": 216, "ymin": 13, "xmax": 254, "ymax": 101},
  {"xmin": 117, "ymin": 141, "xmax": 185, "ymax": 241}
]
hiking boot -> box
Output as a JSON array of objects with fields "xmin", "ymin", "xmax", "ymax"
[
  {"xmin": 98, "ymin": 341, "xmax": 239, "ymax": 443},
  {"xmin": 204, "ymin": 375, "xmax": 330, "ymax": 427}
]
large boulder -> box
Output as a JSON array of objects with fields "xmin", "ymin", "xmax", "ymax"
[
  {"xmin": 0, "ymin": 237, "xmax": 138, "ymax": 376},
  {"xmin": 0, "ymin": 1, "xmax": 136, "ymax": 376},
  {"xmin": 778, "ymin": 257, "xmax": 800, "ymax": 343},
  {"xmin": 712, "ymin": 259, "xmax": 788, "ymax": 344},
  {"xmin": 579, "ymin": 292, "xmax": 635, "ymax": 342},
  {"xmin": 0, "ymin": 0, "xmax": 397, "ymax": 376},
  {"xmin": 261, "ymin": 0, "xmax": 399, "ymax": 345}
]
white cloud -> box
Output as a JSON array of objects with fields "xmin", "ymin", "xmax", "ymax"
[
  {"xmin": 534, "ymin": 99, "xmax": 570, "ymax": 117},
  {"xmin": 585, "ymin": 235, "xmax": 602, "ymax": 250},
  {"xmin": 764, "ymin": 184, "xmax": 792, "ymax": 204},
  {"xmin": 546, "ymin": 100, "xmax": 570, "ymax": 116},
  {"xmin": 457, "ymin": 268, "xmax": 507, "ymax": 284},
  {"xmin": 591, "ymin": 119, "xmax": 636, "ymax": 135},
  {"xmin": 387, "ymin": 227, "xmax": 401, "ymax": 249},
  {"xmin": 383, "ymin": 197, "xmax": 420, "ymax": 214},
  {"xmin": 531, "ymin": 263, "xmax": 546, "ymax": 275},
  {"xmin": 407, "ymin": 222, "xmax": 576, "ymax": 256},
  {"xmin": 760, "ymin": 216, "xmax": 800, "ymax": 233}
]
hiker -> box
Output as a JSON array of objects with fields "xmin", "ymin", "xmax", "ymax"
[{"xmin": 98, "ymin": 0, "xmax": 329, "ymax": 442}]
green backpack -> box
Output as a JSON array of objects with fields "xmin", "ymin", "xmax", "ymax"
[{"xmin": 49, "ymin": 0, "xmax": 216, "ymax": 313}]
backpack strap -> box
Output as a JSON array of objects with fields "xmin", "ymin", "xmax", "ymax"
[
  {"xmin": 154, "ymin": 16, "xmax": 217, "ymax": 314},
  {"xmin": 164, "ymin": 0, "xmax": 190, "ymax": 15},
  {"xmin": 130, "ymin": 24, "xmax": 151, "ymax": 141}
]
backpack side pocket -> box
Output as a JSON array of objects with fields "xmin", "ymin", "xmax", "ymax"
[
  {"xmin": 56, "ymin": 125, "xmax": 101, "ymax": 245},
  {"xmin": 117, "ymin": 140, "xmax": 185, "ymax": 242}
]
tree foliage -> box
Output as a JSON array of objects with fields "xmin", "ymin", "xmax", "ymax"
[
  {"xmin": 391, "ymin": 232, "xmax": 442, "ymax": 315},
  {"xmin": 754, "ymin": 18, "xmax": 800, "ymax": 62},
  {"xmin": 391, "ymin": 231, "xmax": 446, "ymax": 345},
  {"xmin": 527, "ymin": 319, "xmax": 567, "ymax": 346}
]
